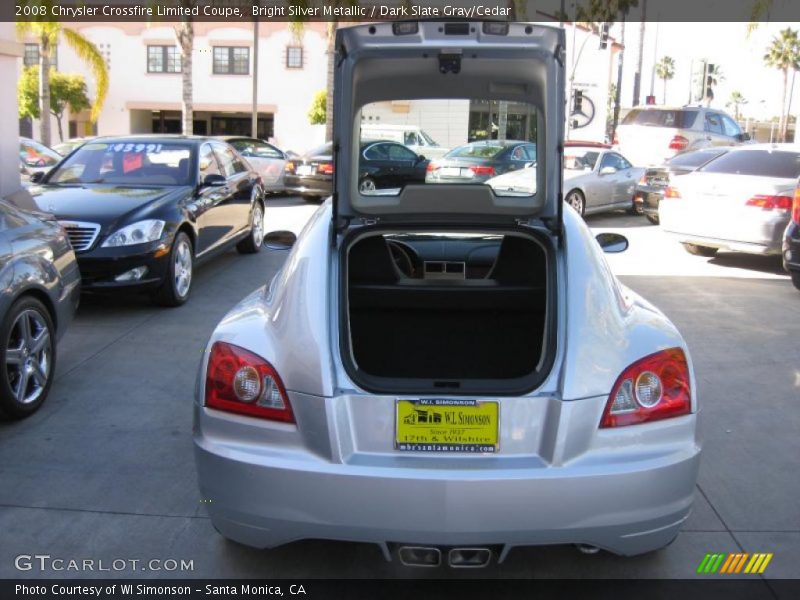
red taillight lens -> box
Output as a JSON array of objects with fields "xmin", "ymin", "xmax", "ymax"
[
  {"xmin": 600, "ymin": 348, "xmax": 691, "ymax": 428},
  {"xmin": 668, "ymin": 135, "xmax": 689, "ymax": 151},
  {"xmin": 638, "ymin": 174, "xmax": 648, "ymax": 185},
  {"xmin": 664, "ymin": 186, "xmax": 681, "ymax": 198},
  {"xmin": 205, "ymin": 342, "xmax": 294, "ymax": 423},
  {"xmin": 317, "ymin": 162, "xmax": 334, "ymax": 175},
  {"xmin": 793, "ymin": 187, "xmax": 800, "ymax": 224},
  {"xmin": 745, "ymin": 195, "xmax": 793, "ymax": 211},
  {"xmin": 426, "ymin": 162, "xmax": 439, "ymax": 173},
  {"xmin": 285, "ymin": 161, "xmax": 295, "ymax": 174},
  {"xmin": 469, "ymin": 165, "xmax": 495, "ymax": 176}
]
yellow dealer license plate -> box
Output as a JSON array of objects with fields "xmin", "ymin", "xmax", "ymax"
[{"xmin": 395, "ymin": 399, "xmax": 499, "ymax": 453}]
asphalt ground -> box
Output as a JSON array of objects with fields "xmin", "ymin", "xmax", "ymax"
[{"xmin": 0, "ymin": 197, "xmax": 797, "ymax": 587}]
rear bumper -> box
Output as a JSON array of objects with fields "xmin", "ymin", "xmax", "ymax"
[
  {"xmin": 194, "ymin": 401, "xmax": 700, "ymax": 557},
  {"xmin": 784, "ymin": 222, "xmax": 800, "ymax": 271},
  {"xmin": 283, "ymin": 176, "xmax": 332, "ymax": 198}
]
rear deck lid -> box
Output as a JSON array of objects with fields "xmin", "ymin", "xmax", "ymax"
[{"xmin": 332, "ymin": 21, "xmax": 565, "ymax": 230}]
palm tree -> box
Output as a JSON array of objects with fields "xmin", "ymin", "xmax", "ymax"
[
  {"xmin": 727, "ymin": 91, "xmax": 748, "ymax": 121},
  {"xmin": 174, "ymin": 4, "xmax": 196, "ymax": 136},
  {"xmin": 655, "ymin": 56, "xmax": 675, "ymax": 104},
  {"xmin": 16, "ymin": 13, "xmax": 108, "ymax": 147},
  {"xmin": 763, "ymin": 27, "xmax": 800, "ymax": 142}
]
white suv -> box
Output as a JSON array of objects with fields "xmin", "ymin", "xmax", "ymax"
[{"xmin": 615, "ymin": 106, "xmax": 750, "ymax": 167}]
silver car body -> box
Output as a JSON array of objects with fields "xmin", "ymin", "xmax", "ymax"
[
  {"xmin": 660, "ymin": 144, "xmax": 799, "ymax": 255},
  {"xmin": 194, "ymin": 22, "xmax": 700, "ymax": 560},
  {"xmin": 562, "ymin": 147, "xmax": 644, "ymax": 215},
  {"xmin": 215, "ymin": 136, "xmax": 288, "ymax": 193}
]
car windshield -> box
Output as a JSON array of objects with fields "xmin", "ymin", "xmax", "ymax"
[
  {"xmin": 622, "ymin": 109, "xmax": 699, "ymax": 129},
  {"xmin": 667, "ymin": 149, "xmax": 727, "ymax": 168},
  {"xmin": 47, "ymin": 141, "xmax": 193, "ymax": 186},
  {"xmin": 20, "ymin": 139, "xmax": 61, "ymax": 168},
  {"xmin": 699, "ymin": 149, "xmax": 800, "ymax": 178},
  {"xmin": 230, "ymin": 140, "xmax": 282, "ymax": 159},
  {"xmin": 357, "ymin": 98, "xmax": 538, "ymax": 197},
  {"xmin": 564, "ymin": 149, "xmax": 600, "ymax": 170}
]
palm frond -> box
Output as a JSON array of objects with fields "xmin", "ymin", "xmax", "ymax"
[{"xmin": 62, "ymin": 27, "xmax": 108, "ymax": 123}]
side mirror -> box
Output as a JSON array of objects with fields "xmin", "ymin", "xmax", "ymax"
[
  {"xmin": 599, "ymin": 166, "xmax": 617, "ymax": 175},
  {"xmin": 596, "ymin": 232, "xmax": 629, "ymax": 254},
  {"xmin": 201, "ymin": 173, "xmax": 226, "ymax": 188},
  {"xmin": 263, "ymin": 230, "xmax": 297, "ymax": 250},
  {"xmin": 30, "ymin": 171, "xmax": 45, "ymax": 184},
  {"xmin": 416, "ymin": 154, "xmax": 426, "ymax": 162},
  {"xmin": 737, "ymin": 132, "xmax": 751, "ymax": 142}
]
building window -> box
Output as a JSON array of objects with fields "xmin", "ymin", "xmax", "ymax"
[
  {"xmin": 96, "ymin": 42, "xmax": 111, "ymax": 70},
  {"xmin": 147, "ymin": 45, "xmax": 181, "ymax": 73},
  {"xmin": 286, "ymin": 46, "xmax": 303, "ymax": 69},
  {"xmin": 213, "ymin": 46, "xmax": 249, "ymax": 75},
  {"xmin": 23, "ymin": 43, "xmax": 57, "ymax": 68}
]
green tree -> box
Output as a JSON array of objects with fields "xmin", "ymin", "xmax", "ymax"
[
  {"xmin": 655, "ymin": 56, "xmax": 676, "ymax": 104},
  {"xmin": 763, "ymin": 27, "xmax": 800, "ymax": 142},
  {"xmin": 16, "ymin": 1, "xmax": 108, "ymax": 147},
  {"xmin": 727, "ymin": 91, "xmax": 748, "ymax": 121},
  {"xmin": 19, "ymin": 67, "xmax": 91, "ymax": 142},
  {"xmin": 308, "ymin": 90, "xmax": 326, "ymax": 125}
]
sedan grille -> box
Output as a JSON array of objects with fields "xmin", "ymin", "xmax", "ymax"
[{"xmin": 59, "ymin": 221, "xmax": 101, "ymax": 252}]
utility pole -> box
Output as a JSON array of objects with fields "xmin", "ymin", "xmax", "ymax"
[
  {"xmin": 612, "ymin": 18, "xmax": 626, "ymax": 141},
  {"xmin": 251, "ymin": 19, "xmax": 259, "ymax": 138},
  {"xmin": 649, "ymin": 19, "xmax": 659, "ymax": 97},
  {"xmin": 632, "ymin": 0, "xmax": 646, "ymax": 106}
]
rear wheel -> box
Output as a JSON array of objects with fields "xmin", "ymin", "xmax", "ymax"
[
  {"xmin": 153, "ymin": 232, "xmax": 193, "ymax": 307},
  {"xmin": 790, "ymin": 270, "xmax": 800, "ymax": 291},
  {"xmin": 359, "ymin": 177, "xmax": 377, "ymax": 194},
  {"xmin": 646, "ymin": 214, "xmax": 660, "ymax": 225},
  {"xmin": 682, "ymin": 243, "xmax": 718, "ymax": 257},
  {"xmin": 237, "ymin": 200, "xmax": 264, "ymax": 254},
  {"xmin": 0, "ymin": 297, "xmax": 55, "ymax": 419},
  {"xmin": 565, "ymin": 190, "xmax": 585, "ymax": 216}
]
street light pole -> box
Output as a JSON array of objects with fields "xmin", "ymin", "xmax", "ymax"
[{"xmin": 251, "ymin": 19, "xmax": 259, "ymax": 139}]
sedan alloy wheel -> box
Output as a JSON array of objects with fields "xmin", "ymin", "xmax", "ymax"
[{"xmin": 566, "ymin": 190, "xmax": 585, "ymax": 216}]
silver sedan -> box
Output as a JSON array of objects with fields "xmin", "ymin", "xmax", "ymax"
[
  {"xmin": 562, "ymin": 147, "xmax": 645, "ymax": 216},
  {"xmin": 193, "ymin": 22, "xmax": 699, "ymax": 567},
  {"xmin": 216, "ymin": 136, "xmax": 289, "ymax": 194}
]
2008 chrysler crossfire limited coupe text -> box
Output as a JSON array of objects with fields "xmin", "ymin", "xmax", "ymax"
[{"xmin": 193, "ymin": 21, "xmax": 701, "ymax": 568}]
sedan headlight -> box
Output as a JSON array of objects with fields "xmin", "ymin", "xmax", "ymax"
[{"xmin": 102, "ymin": 220, "xmax": 165, "ymax": 248}]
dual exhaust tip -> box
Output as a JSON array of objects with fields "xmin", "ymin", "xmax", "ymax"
[{"xmin": 398, "ymin": 546, "xmax": 492, "ymax": 568}]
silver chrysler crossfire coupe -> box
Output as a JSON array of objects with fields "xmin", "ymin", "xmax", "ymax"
[{"xmin": 193, "ymin": 21, "xmax": 701, "ymax": 567}]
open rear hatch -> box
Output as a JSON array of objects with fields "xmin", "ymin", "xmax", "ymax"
[{"xmin": 333, "ymin": 22, "xmax": 565, "ymax": 395}]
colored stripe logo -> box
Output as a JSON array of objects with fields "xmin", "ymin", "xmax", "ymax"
[{"xmin": 697, "ymin": 553, "xmax": 773, "ymax": 574}]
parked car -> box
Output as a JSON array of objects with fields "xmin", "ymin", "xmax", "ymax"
[
  {"xmin": 425, "ymin": 140, "xmax": 537, "ymax": 184},
  {"xmin": 215, "ymin": 136, "xmax": 288, "ymax": 194},
  {"xmin": 783, "ymin": 180, "xmax": 800, "ymax": 291},
  {"xmin": 0, "ymin": 199, "xmax": 80, "ymax": 419},
  {"xmin": 52, "ymin": 137, "xmax": 96, "ymax": 157},
  {"xmin": 634, "ymin": 147, "xmax": 731, "ymax": 224},
  {"xmin": 284, "ymin": 141, "xmax": 430, "ymax": 199},
  {"xmin": 615, "ymin": 106, "xmax": 749, "ymax": 167},
  {"xmin": 360, "ymin": 123, "xmax": 449, "ymax": 159},
  {"xmin": 19, "ymin": 138, "xmax": 62, "ymax": 183},
  {"xmin": 27, "ymin": 136, "xmax": 265, "ymax": 306},
  {"xmin": 561, "ymin": 146, "xmax": 644, "ymax": 216},
  {"xmin": 660, "ymin": 144, "xmax": 800, "ymax": 257},
  {"xmin": 194, "ymin": 22, "xmax": 699, "ymax": 565}
]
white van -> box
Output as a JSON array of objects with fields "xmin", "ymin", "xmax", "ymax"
[{"xmin": 360, "ymin": 124, "xmax": 450, "ymax": 159}]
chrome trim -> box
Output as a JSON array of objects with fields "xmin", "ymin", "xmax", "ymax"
[{"xmin": 59, "ymin": 221, "xmax": 101, "ymax": 252}]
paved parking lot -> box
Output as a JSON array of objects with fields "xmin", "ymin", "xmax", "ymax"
[{"xmin": 1, "ymin": 197, "xmax": 798, "ymax": 583}]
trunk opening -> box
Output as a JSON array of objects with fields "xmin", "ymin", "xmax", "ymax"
[{"xmin": 340, "ymin": 227, "xmax": 555, "ymax": 395}]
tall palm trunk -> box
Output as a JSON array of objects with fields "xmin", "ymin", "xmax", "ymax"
[
  {"xmin": 662, "ymin": 78, "xmax": 667, "ymax": 103},
  {"xmin": 39, "ymin": 33, "xmax": 52, "ymax": 147},
  {"xmin": 325, "ymin": 22, "xmax": 336, "ymax": 142},
  {"xmin": 176, "ymin": 22, "xmax": 194, "ymax": 136},
  {"xmin": 780, "ymin": 68, "xmax": 788, "ymax": 142},
  {"xmin": 633, "ymin": 5, "xmax": 646, "ymax": 105},
  {"xmin": 612, "ymin": 20, "xmax": 626, "ymax": 140}
]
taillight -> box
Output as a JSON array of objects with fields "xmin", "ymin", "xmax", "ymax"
[
  {"xmin": 285, "ymin": 161, "xmax": 295, "ymax": 174},
  {"xmin": 664, "ymin": 186, "xmax": 681, "ymax": 198},
  {"xmin": 793, "ymin": 187, "xmax": 800, "ymax": 224},
  {"xmin": 317, "ymin": 162, "xmax": 334, "ymax": 175},
  {"xmin": 668, "ymin": 135, "xmax": 689, "ymax": 151},
  {"xmin": 426, "ymin": 162, "xmax": 439, "ymax": 173},
  {"xmin": 745, "ymin": 195, "xmax": 792, "ymax": 211},
  {"xmin": 469, "ymin": 165, "xmax": 495, "ymax": 176},
  {"xmin": 600, "ymin": 348, "xmax": 691, "ymax": 428},
  {"xmin": 638, "ymin": 174, "xmax": 648, "ymax": 185},
  {"xmin": 205, "ymin": 342, "xmax": 294, "ymax": 423}
]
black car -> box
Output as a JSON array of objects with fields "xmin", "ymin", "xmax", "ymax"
[
  {"xmin": 784, "ymin": 181, "xmax": 800, "ymax": 291},
  {"xmin": 634, "ymin": 147, "xmax": 730, "ymax": 224},
  {"xmin": 1, "ymin": 199, "xmax": 80, "ymax": 419},
  {"xmin": 425, "ymin": 140, "xmax": 537, "ymax": 184},
  {"xmin": 27, "ymin": 136, "xmax": 265, "ymax": 306},
  {"xmin": 284, "ymin": 141, "xmax": 429, "ymax": 200}
]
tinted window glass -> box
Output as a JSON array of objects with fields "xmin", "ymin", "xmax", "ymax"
[
  {"xmin": 622, "ymin": 109, "xmax": 699, "ymax": 128},
  {"xmin": 564, "ymin": 149, "xmax": 599, "ymax": 170},
  {"xmin": 700, "ymin": 150, "xmax": 800, "ymax": 178},
  {"xmin": 231, "ymin": 139, "xmax": 282, "ymax": 159},
  {"xmin": 448, "ymin": 143, "xmax": 505, "ymax": 159},
  {"xmin": 705, "ymin": 113, "xmax": 723, "ymax": 134},
  {"xmin": 199, "ymin": 144, "xmax": 221, "ymax": 178},
  {"xmin": 20, "ymin": 140, "xmax": 61, "ymax": 168},
  {"xmin": 667, "ymin": 149, "xmax": 727, "ymax": 168},
  {"xmin": 721, "ymin": 115, "xmax": 741, "ymax": 137},
  {"xmin": 387, "ymin": 144, "xmax": 417, "ymax": 161},
  {"xmin": 364, "ymin": 143, "xmax": 389, "ymax": 160},
  {"xmin": 213, "ymin": 143, "xmax": 242, "ymax": 177}
]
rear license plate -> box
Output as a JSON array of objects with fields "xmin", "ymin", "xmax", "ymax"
[
  {"xmin": 395, "ymin": 399, "xmax": 498, "ymax": 453},
  {"xmin": 296, "ymin": 165, "xmax": 313, "ymax": 176},
  {"xmin": 440, "ymin": 167, "xmax": 463, "ymax": 177}
]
